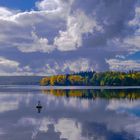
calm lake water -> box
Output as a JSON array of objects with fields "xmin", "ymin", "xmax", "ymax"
[{"xmin": 0, "ymin": 86, "xmax": 140, "ymax": 140}]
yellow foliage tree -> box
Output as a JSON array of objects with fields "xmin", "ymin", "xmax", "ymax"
[
  {"xmin": 57, "ymin": 75, "xmax": 66, "ymax": 85},
  {"xmin": 40, "ymin": 77, "xmax": 50, "ymax": 86},
  {"xmin": 68, "ymin": 75, "xmax": 84, "ymax": 85}
]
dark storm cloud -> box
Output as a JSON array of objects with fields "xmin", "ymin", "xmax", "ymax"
[{"xmin": 73, "ymin": 0, "xmax": 136, "ymax": 47}]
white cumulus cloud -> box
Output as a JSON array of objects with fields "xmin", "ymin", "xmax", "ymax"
[
  {"xmin": 54, "ymin": 10, "xmax": 102, "ymax": 51},
  {"xmin": 63, "ymin": 58, "xmax": 93, "ymax": 72},
  {"xmin": 106, "ymin": 59, "xmax": 140, "ymax": 71},
  {"xmin": 16, "ymin": 31, "xmax": 55, "ymax": 53}
]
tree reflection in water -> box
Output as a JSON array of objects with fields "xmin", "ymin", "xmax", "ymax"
[{"xmin": 41, "ymin": 89, "xmax": 140, "ymax": 100}]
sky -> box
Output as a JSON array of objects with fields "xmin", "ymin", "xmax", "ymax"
[{"xmin": 0, "ymin": 0, "xmax": 140, "ymax": 75}]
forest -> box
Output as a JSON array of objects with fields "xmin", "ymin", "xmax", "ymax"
[{"xmin": 40, "ymin": 71, "xmax": 140, "ymax": 86}]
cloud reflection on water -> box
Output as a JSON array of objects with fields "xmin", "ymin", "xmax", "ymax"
[{"xmin": 0, "ymin": 88, "xmax": 139, "ymax": 139}]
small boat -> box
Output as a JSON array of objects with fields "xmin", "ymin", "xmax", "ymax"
[{"xmin": 36, "ymin": 101, "xmax": 42, "ymax": 113}]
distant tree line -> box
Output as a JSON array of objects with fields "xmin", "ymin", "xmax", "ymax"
[{"xmin": 40, "ymin": 71, "xmax": 140, "ymax": 86}]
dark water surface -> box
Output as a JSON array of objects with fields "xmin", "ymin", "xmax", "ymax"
[{"xmin": 0, "ymin": 86, "xmax": 140, "ymax": 140}]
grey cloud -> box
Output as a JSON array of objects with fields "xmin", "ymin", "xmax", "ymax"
[{"xmin": 74, "ymin": 0, "xmax": 136, "ymax": 46}]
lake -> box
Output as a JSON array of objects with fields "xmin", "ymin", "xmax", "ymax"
[{"xmin": 0, "ymin": 86, "xmax": 140, "ymax": 140}]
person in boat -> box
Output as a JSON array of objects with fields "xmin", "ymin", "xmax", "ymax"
[{"xmin": 36, "ymin": 101, "xmax": 42, "ymax": 113}]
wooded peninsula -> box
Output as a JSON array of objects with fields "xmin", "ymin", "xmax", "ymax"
[{"xmin": 40, "ymin": 71, "xmax": 140, "ymax": 86}]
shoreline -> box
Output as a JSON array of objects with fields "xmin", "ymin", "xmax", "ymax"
[
  {"xmin": 40, "ymin": 86, "xmax": 140, "ymax": 90},
  {"xmin": 0, "ymin": 85, "xmax": 140, "ymax": 90}
]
